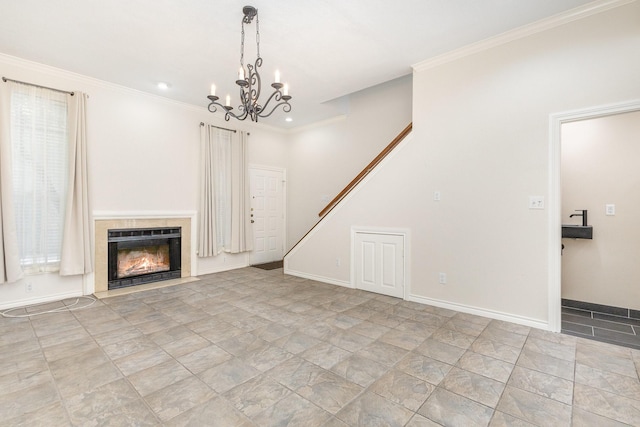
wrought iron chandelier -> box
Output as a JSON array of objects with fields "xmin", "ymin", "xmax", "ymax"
[{"xmin": 207, "ymin": 5, "xmax": 292, "ymax": 122}]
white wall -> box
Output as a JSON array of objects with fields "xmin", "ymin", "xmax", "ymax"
[
  {"xmin": 0, "ymin": 54, "xmax": 288, "ymax": 308},
  {"xmin": 286, "ymin": 2, "xmax": 640, "ymax": 328},
  {"xmin": 285, "ymin": 133, "xmax": 418, "ymax": 288},
  {"xmin": 286, "ymin": 75, "xmax": 412, "ymax": 248},
  {"xmin": 561, "ymin": 111, "xmax": 640, "ymax": 310}
]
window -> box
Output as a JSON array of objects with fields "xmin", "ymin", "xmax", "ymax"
[{"xmin": 10, "ymin": 84, "xmax": 68, "ymax": 273}]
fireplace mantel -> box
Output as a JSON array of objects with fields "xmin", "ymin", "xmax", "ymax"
[{"xmin": 94, "ymin": 212, "xmax": 195, "ymax": 293}]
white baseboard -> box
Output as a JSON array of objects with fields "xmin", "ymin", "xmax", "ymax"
[
  {"xmin": 197, "ymin": 262, "xmax": 250, "ymax": 276},
  {"xmin": 284, "ymin": 269, "xmax": 353, "ymax": 289},
  {"xmin": 0, "ymin": 290, "xmax": 84, "ymax": 311},
  {"xmin": 407, "ymin": 293, "xmax": 549, "ymax": 331},
  {"xmin": 282, "ymin": 270, "xmax": 548, "ymax": 331}
]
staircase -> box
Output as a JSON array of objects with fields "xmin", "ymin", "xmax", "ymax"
[{"xmin": 285, "ymin": 123, "xmax": 413, "ymax": 258}]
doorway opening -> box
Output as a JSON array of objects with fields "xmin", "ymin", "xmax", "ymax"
[{"xmin": 549, "ymin": 99, "xmax": 640, "ymax": 339}]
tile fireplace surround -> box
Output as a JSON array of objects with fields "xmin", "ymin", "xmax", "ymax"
[{"xmin": 94, "ymin": 217, "xmax": 192, "ymax": 293}]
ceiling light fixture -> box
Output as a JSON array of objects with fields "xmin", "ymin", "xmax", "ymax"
[
  {"xmin": 207, "ymin": 5, "xmax": 292, "ymax": 122},
  {"xmin": 157, "ymin": 82, "xmax": 169, "ymax": 90}
]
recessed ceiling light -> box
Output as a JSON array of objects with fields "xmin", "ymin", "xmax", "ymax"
[
  {"xmin": 285, "ymin": 117, "xmax": 293, "ymax": 122},
  {"xmin": 157, "ymin": 82, "xmax": 170, "ymax": 90}
]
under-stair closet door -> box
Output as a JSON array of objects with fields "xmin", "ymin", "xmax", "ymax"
[{"xmin": 353, "ymin": 232, "xmax": 405, "ymax": 298}]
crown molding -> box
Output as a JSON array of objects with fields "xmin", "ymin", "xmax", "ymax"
[
  {"xmin": 412, "ymin": 0, "xmax": 636, "ymax": 72},
  {"xmin": 287, "ymin": 114, "xmax": 347, "ymax": 134},
  {"xmin": 0, "ymin": 52, "xmax": 290, "ymax": 134},
  {"xmin": 0, "ymin": 53, "xmax": 207, "ymax": 112}
]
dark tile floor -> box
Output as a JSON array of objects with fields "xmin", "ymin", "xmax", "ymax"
[
  {"xmin": 2, "ymin": 267, "xmax": 640, "ymax": 425},
  {"xmin": 562, "ymin": 305, "xmax": 640, "ymax": 350}
]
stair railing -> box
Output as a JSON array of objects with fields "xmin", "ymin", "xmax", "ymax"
[
  {"xmin": 318, "ymin": 122, "xmax": 413, "ymax": 217},
  {"xmin": 284, "ymin": 123, "xmax": 412, "ymax": 260}
]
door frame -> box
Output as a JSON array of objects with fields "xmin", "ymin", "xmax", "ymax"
[
  {"xmin": 548, "ymin": 99, "xmax": 640, "ymax": 332},
  {"xmin": 248, "ymin": 164, "xmax": 287, "ymax": 265},
  {"xmin": 351, "ymin": 226, "xmax": 411, "ymax": 300}
]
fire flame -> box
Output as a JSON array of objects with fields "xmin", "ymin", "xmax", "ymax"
[{"xmin": 117, "ymin": 246, "xmax": 170, "ymax": 278}]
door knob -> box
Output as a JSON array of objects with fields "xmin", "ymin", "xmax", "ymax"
[{"xmin": 251, "ymin": 220, "xmax": 255, "ymax": 223}]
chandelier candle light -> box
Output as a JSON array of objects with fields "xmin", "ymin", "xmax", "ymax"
[{"xmin": 207, "ymin": 5, "xmax": 292, "ymax": 122}]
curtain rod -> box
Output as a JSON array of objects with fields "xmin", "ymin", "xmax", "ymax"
[
  {"xmin": 200, "ymin": 122, "xmax": 237, "ymax": 133},
  {"xmin": 2, "ymin": 77, "xmax": 74, "ymax": 96}
]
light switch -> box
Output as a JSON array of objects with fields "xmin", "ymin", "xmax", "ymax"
[{"xmin": 606, "ymin": 204, "xmax": 615, "ymax": 216}]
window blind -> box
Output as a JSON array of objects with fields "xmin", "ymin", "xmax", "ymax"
[{"xmin": 10, "ymin": 84, "xmax": 68, "ymax": 273}]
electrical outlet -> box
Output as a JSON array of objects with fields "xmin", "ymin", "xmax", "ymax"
[
  {"xmin": 434, "ymin": 191, "xmax": 441, "ymax": 201},
  {"xmin": 25, "ymin": 282, "xmax": 33, "ymax": 293},
  {"xmin": 438, "ymin": 273, "xmax": 447, "ymax": 284},
  {"xmin": 529, "ymin": 196, "xmax": 544, "ymax": 209},
  {"xmin": 606, "ymin": 204, "xmax": 615, "ymax": 216}
]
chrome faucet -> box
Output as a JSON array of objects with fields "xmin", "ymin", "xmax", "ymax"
[{"xmin": 569, "ymin": 209, "xmax": 588, "ymax": 227}]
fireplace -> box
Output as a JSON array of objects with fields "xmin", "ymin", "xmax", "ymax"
[{"xmin": 108, "ymin": 227, "xmax": 181, "ymax": 289}]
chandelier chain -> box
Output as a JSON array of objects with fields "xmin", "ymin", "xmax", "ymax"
[
  {"xmin": 240, "ymin": 20, "xmax": 245, "ymax": 67},
  {"xmin": 256, "ymin": 13, "xmax": 260, "ymax": 59}
]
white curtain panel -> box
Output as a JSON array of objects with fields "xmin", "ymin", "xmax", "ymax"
[
  {"xmin": 198, "ymin": 125, "xmax": 252, "ymax": 257},
  {"xmin": 215, "ymin": 129, "xmax": 232, "ymax": 251},
  {"xmin": 198, "ymin": 124, "xmax": 218, "ymax": 257},
  {"xmin": 230, "ymin": 130, "xmax": 253, "ymax": 253},
  {"xmin": 0, "ymin": 82, "xmax": 24, "ymax": 283},
  {"xmin": 60, "ymin": 92, "xmax": 92, "ymax": 276}
]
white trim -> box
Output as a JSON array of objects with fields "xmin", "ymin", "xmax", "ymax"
[
  {"xmin": 0, "ymin": 53, "xmax": 286, "ymax": 135},
  {"xmin": 92, "ymin": 210, "xmax": 197, "ymax": 220},
  {"xmin": 0, "ymin": 52, "xmax": 206, "ymax": 113},
  {"xmin": 287, "ymin": 115, "xmax": 347, "ymax": 134},
  {"xmin": 248, "ymin": 164, "xmax": 286, "ymax": 173},
  {"xmin": 283, "ymin": 268, "xmax": 353, "ymax": 289},
  {"xmin": 548, "ymin": 99, "xmax": 640, "ymax": 332},
  {"xmin": 0, "ymin": 290, "xmax": 83, "ymax": 311},
  {"xmin": 248, "ymin": 165, "xmax": 287, "ymax": 265},
  {"xmin": 407, "ymin": 293, "xmax": 549, "ymax": 331},
  {"xmin": 350, "ymin": 226, "xmax": 411, "ymax": 300},
  {"xmin": 198, "ymin": 257, "xmax": 250, "ymax": 276},
  {"xmin": 412, "ymin": 0, "xmax": 634, "ymax": 72},
  {"xmin": 350, "ymin": 226, "xmax": 410, "ymax": 235},
  {"xmin": 548, "ymin": 117, "xmax": 563, "ymax": 333}
]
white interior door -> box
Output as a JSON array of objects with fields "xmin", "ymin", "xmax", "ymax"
[
  {"xmin": 249, "ymin": 167, "xmax": 285, "ymax": 264},
  {"xmin": 354, "ymin": 232, "xmax": 405, "ymax": 298}
]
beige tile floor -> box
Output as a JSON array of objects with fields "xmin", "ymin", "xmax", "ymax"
[{"xmin": 1, "ymin": 267, "xmax": 640, "ymax": 426}]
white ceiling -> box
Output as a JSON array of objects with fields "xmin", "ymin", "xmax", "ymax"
[{"xmin": 0, "ymin": 0, "xmax": 594, "ymax": 129}]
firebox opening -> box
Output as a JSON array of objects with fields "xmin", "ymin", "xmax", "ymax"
[
  {"xmin": 117, "ymin": 244, "xmax": 170, "ymax": 278},
  {"xmin": 108, "ymin": 227, "xmax": 181, "ymax": 290}
]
